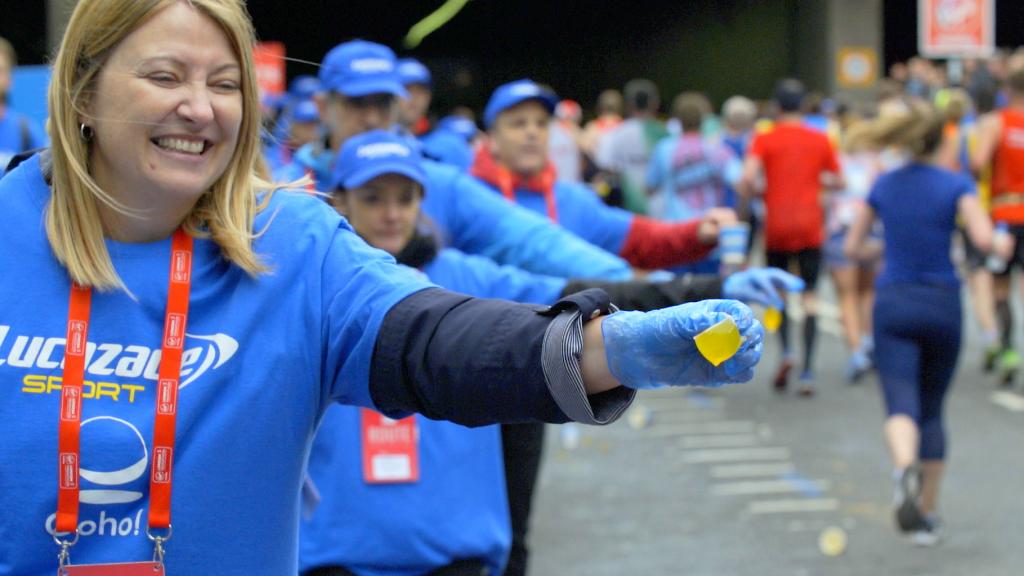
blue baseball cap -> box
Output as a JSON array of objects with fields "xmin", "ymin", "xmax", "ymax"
[
  {"xmin": 288, "ymin": 75, "xmax": 321, "ymax": 100},
  {"xmin": 319, "ymin": 40, "xmax": 408, "ymax": 98},
  {"xmin": 331, "ymin": 130, "xmax": 427, "ymax": 191},
  {"xmin": 483, "ymin": 79, "xmax": 558, "ymax": 129},
  {"xmin": 435, "ymin": 115, "xmax": 478, "ymax": 142},
  {"xmin": 291, "ymin": 99, "xmax": 320, "ymax": 123},
  {"xmin": 397, "ymin": 58, "xmax": 432, "ymax": 87}
]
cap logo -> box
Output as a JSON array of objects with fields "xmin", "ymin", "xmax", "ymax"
[
  {"xmin": 356, "ymin": 142, "xmax": 411, "ymax": 159},
  {"xmin": 350, "ymin": 58, "xmax": 394, "ymax": 73},
  {"xmin": 509, "ymin": 84, "xmax": 541, "ymax": 97}
]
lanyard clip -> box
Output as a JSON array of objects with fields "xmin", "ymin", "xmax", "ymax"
[
  {"xmin": 147, "ymin": 524, "xmax": 172, "ymax": 565},
  {"xmin": 55, "ymin": 531, "xmax": 78, "ymax": 574}
]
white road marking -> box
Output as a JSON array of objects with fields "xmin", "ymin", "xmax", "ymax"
[
  {"xmin": 748, "ymin": 498, "xmax": 840, "ymax": 514},
  {"xmin": 680, "ymin": 434, "xmax": 763, "ymax": 449},
  {"xmin": 712, "ymin": 479, "xmax": 831, "ymax": 496},
  {"xmin": 710, "ymin": 463, "xmax": 797, "ymax": 479},
  {"xmin": 681, "ymin": 447, "xmax": 791, "ymax": 464}
]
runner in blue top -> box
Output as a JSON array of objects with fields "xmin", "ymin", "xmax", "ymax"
[
  {"xmin": 300, "ymin": 131, "xmax": 802, "ymax": 576},
  {"xmin": 470, "ymin": 79, "xmax": 737, "ymax": 273},
  {"xmin": 1, "ymin": 3, "xmax": 765, "ymax": 574},
  {"xmin": 0, "ymin": 36, "xmax": 47, "ymax": 174},
  {"xmin": 845, "ymin": 100, "xmax": 1010, "ymax": 547},
  {"xmin": 274, "ymin": 40, "xmax": 634, "ymax": 281}
]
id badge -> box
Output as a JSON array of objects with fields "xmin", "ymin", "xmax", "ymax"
[
  {"xmin": 360, "ymin": 409, "xmax": 419, "ymax": 484},
  {"xmin": 61, "ymin": 561, "xmax": 165, "ymax": 575}
]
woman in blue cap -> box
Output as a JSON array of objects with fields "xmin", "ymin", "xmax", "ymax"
[
  {"xmin": 0, "ymin": 3, "xmax": 767, "ymax": 573},
  {"xmin": 299, "ymin": 130, "xmax": 801, "ymax": 576}
]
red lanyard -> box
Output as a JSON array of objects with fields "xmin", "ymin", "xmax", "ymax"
[{"xmin": 56, "ymin": 229, "xmax": 194, "ymax": 537}]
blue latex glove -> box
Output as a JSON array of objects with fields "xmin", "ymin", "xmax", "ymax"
[
  {"xmin": 601, "ymin": 299, "xmax": 764, "ymax": 390},
  {"xmin": 722, "ymin": 268, "xmax": 805, "ymax": 309}
]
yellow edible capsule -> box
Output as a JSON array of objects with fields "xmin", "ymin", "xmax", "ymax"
[
  {"xmin": 694, "ymin": 316, "xmax": 743, "ymax": 367},
  {"xmin": 818, "ymin": 526, "xmax": 848, "ymax": 557},
  {"xmin": 764, "ymin": 307, "xmax": 782, "ymax": 333}
]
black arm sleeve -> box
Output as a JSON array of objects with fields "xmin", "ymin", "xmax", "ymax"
[
  {"xmin": 369, "ymin": 288, "xmax": 632, "ymax": 427},
  {"xmin": 560, "ymin": 274, "xmax": 724, "ymax": 311}
]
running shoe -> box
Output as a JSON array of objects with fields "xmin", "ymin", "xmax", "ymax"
[
  {"xmin": 911, "ymin": 516, "xmax": 943, "ymax": 547},
  {"xmin": 773, "ymin": 357, "xmax": 793, "ymax": 393},
  {"xmin": 894, "ymin": 465, "xmax": 926, "ymax": 532},
  {"xmin": 997, "ymin": 349, "xmax": 1020, "ymax": 388},
  {"xmin": 845, "ymin": 350, "xmax": 871, "ymax": 384},
  {"xmin": 797, "ymin": 371, "xmax": 815, "ymax": 397}
]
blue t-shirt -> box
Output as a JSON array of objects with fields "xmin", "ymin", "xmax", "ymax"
[
  {"xmin": 0, "ymin": 109, "xmax": 47, "ymax": 175},
  {"xmin": 0, "ymin": 155, "xmax": 433, "ymax": 575},
  {"xmin": 300, "ymin": 248, "xmax": 566, "ymax": 574},
  {"xmin": 869, "ymin": 163, "xmax": 974, "ymax": 288}
]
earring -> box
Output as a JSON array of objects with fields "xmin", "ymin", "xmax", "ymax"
[{"xmin": 79, "ymin": 123, "xmax": 94, "ymax": 142}]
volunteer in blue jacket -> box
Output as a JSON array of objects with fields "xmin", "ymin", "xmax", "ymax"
[
  {"xmin": 397, "ymin": 57, "xmax": 433, "ymax": 136},
  {"xmin": 420, "ymin": 116, "xmax": 479, "ymax": 170},
  {"xmin": 0, "ymin": 36, "xmax": 47, "ymax": 174},
  {"xmin": 300, "ymin": 131, "xmax": 802, "ymax": 576},
  {"xmin": 264, "ymin": 75, "xmax": 323, "ymax": 173},
  {"xmin": 471, "ymin": 79, "xmax": 733, "ymax": 272},
  {"xmin": 2, "ymin": 2, "xmax": 765, "ymax": 574}
]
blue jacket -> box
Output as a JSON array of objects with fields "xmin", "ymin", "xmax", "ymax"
[
  {"xmin": 301, "ymin": 248, "xmax": 569, "ymax": 575},
  {"xmin": 273, "ymin": 143, "xmax": 633, "ymax": 280},
  {"xmin": 477, "ymin": 176, "xmax": 635, "ymax": 256}
]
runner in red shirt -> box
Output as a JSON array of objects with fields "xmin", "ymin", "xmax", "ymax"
[
  {"xmin": 971, "ymin": 66, "xmax": 1024, "ymax": 387},
  {"xmin": 740, "ymin": 79, "xmax": 844, "ymax": 396}
]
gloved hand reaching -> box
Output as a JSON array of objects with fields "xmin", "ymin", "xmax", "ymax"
[
  {"xmin": 722, "ymin": 268, "xmax": 805, "ymax": 309},
  {"xmin": 601, "ymin": 299, "xmax": 764, "ymax": 390}
]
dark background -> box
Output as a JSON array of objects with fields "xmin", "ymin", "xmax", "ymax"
[{"xmin": 4, "ymin": 1, "xmax": 1023, "ymax": 114}]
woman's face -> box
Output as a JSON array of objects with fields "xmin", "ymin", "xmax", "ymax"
[
  {"xmin": 334, "ymin": 174, "xmax": 421, "ymax": 256},
  {"xmin": 87, "ymin": 2, "xmax": 242, "ymax": 209}
]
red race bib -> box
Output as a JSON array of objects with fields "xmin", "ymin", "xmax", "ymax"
[
  {"xmin": 360, "ymin": 409, "xmax": 419, "ymax": 484},
  {"xmin": 61, "ymin": 561, "xmax": 165, "ymax": 575}
]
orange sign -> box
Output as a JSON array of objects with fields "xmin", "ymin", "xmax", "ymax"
[
  {"xmin": 837, "ymin": 47, "xmax": 878, "ymax": 89},
  {"xmin": 253, "ymin": 41, "xmax": 286, "ymax": 98},
  {"xmin": 919, "ymin": 0, "xmax": 994, "ymax": 57}
]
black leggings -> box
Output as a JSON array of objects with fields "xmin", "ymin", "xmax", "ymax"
[{"xmin": 873, "ymin": 284, "xmax": 961, "ymax": 460}]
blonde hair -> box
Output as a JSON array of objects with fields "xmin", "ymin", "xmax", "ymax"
[
  {"xmin": 845, "ymin": 98, "xmax": 944, "ymax": 159},
  {"xmin": 47, "ymin": 0, "xmax": 272, "ymax": 291}
]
